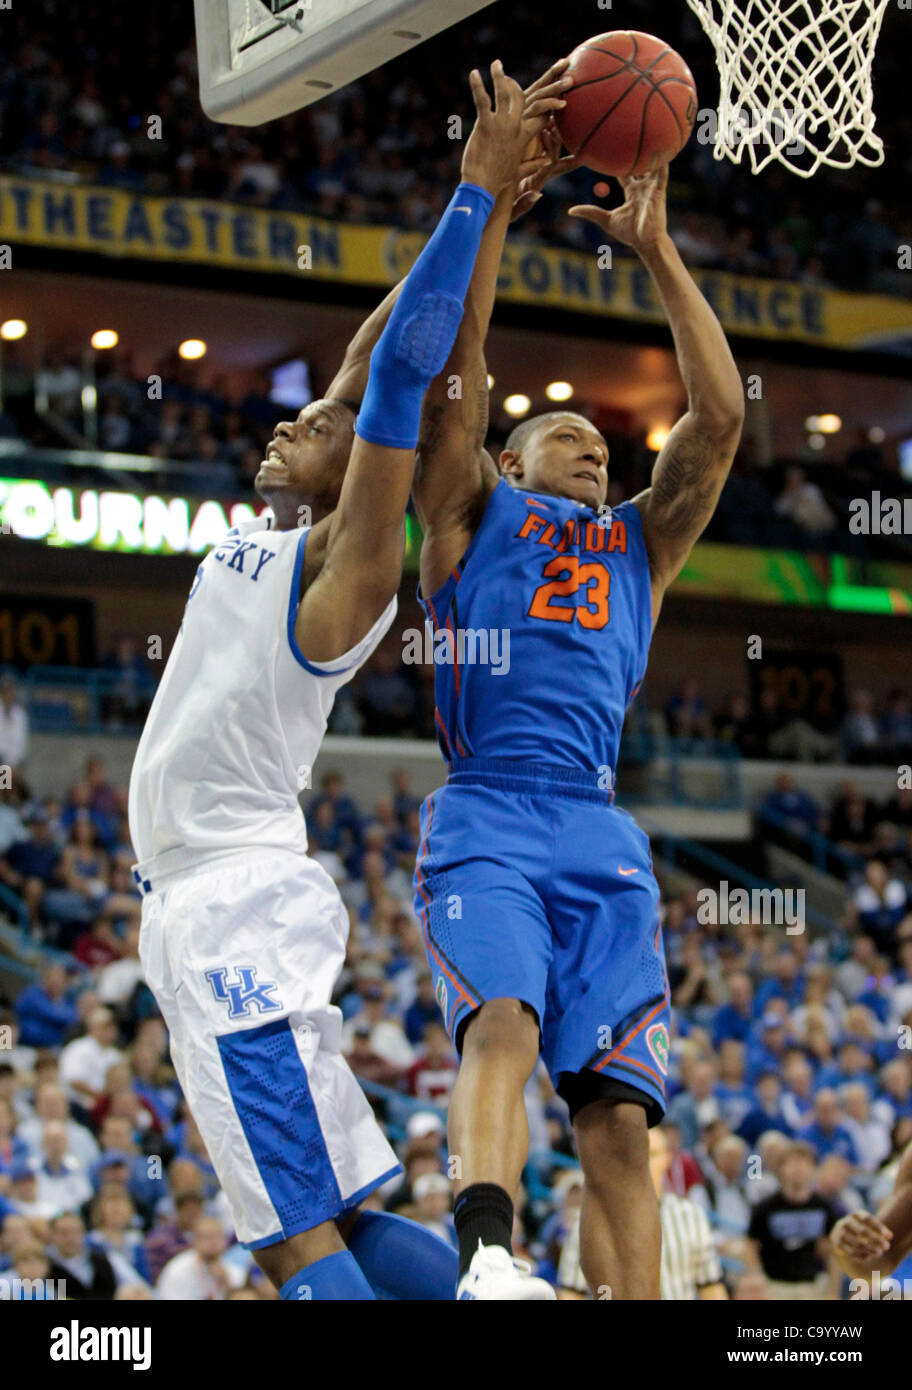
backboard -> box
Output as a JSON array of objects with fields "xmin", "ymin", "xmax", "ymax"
[{"xmin": 194, "ymin": 0, "xmax": 499, "ymax": 125}]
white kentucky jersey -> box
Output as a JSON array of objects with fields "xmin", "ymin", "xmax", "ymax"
[{"xmin": 129, "ymin": 516, "xmax": 396, "ymax": 861}]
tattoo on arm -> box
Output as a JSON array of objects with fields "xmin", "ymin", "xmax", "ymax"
[
  {"xmin": 469, "ymin": 362, "xmax": 489, "ymax": 450},
  {"xmin": 417, "ymin": 401, "xmax": 447, "ymax": 460},
  {"xmin": 650, "ymin": 431, "xmax": 717, "ymax": 540}
]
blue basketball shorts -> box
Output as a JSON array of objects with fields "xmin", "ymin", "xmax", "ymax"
[{"xmin": 414, "ymin": 759, "xmax": 670, "ymax": 1123}]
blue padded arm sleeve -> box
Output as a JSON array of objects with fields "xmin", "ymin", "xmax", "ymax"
[{"xmin": 355, "ymin": 181, "xmax": 495, "ymax": 450}]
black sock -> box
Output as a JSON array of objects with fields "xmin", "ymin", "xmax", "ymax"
[{"xmin": 454, "ymin": 1183, "xmax": 514, "ymax": 1279}]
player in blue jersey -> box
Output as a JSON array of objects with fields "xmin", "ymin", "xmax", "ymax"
[
  {"xmin": 412, "ymin": 144, "xmax": 745, "ymax": 1299},
  {"xmin": 130, "ymin": 63, "xmax": 565, "ymax": 1303}
]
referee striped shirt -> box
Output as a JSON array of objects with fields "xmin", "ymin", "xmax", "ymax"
[{"xmin": 660, "ymin": 1191, "xmax": 723, "ymax": 1300}]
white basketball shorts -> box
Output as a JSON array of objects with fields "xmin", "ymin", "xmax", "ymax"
[{"xmin": 134, "ymin": 844, "xmax": 401, "ymax": 1249}]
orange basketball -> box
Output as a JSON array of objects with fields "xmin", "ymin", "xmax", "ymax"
[{"xmin": 555, "ymin": 31, "xmax": 698, "ymax": 178}]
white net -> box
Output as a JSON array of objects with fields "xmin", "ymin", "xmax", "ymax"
[{"xmin": 684, "ymin": 0, "xmax": 891, "ymax": 177}]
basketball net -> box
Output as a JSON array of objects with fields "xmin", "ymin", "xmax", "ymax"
[{"xmin": 684, "ymin": 0, "xmax": 891, "ymax": 177}]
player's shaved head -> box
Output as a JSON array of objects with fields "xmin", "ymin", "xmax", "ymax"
[
  {"xmin": 504, "ymin": 411, "xmax": 593, "ymax": 457},
  {"xmin": 500, "ymin": 411, "xmax": 609, "ymax": 510}
]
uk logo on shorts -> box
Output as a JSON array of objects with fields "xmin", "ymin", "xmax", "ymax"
[
  {"xmin": 435, "ymin": 975, "xmax": 448, "ymax": 1021},
  {"xmin": 205, "ymin": 966, "xmax": 283, "ymax": 1020},
  {"xmin": 646, "ymin": 1022, "xmax": 669, "ymax": 1076}
]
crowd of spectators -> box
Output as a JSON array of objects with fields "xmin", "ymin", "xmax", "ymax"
[
  {"xmin": 3, "ymin": 9, "xmax": 911, "ymax": 564},
  {"xmin": 760, "ymin": 767, "xmax": 912, "ymax": 890},
  {"xmin": 1, "ymin": 341, "xmax": 284, "ymax": 502},
  {"xmin": 1, "ymin": 1, "xmax": 910, "ymax": 299},
  {"xmin": 658, "ymin": 680, "xmax": 912, "ymax": 767},
  {"xmin": 1, "ymin": 756, "xmax": 911, "ymax": 1299}
]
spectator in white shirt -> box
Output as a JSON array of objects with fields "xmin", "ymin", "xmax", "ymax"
[
  {"xmin": 16, "ymin": 1082, "xmax": 100, "ymax": 1169},
  {"xmin": 97, "ymin": 924, "xmax": 145, "ymax": 1006},
  {"xmin": 0, "ymin": 675, "xmax": 28, "ymax": 774},
  {"xmin": 7, "ymin": 1162, "xmax": 60, "ymax": 1222},
  {"xmin": 46, "ymin": 1210, "xmax": 146, "ymax": 1297},
  {"xmin": 775, "ymin": 466, "xmax": 837, "ymax": 536},
  {"xmin": 33, "ymin": 1121, "xmax": 93, "ymax": 1214},
  {"xmin": 59, "ymin": 1007, "xmax": 123, "ymax": 1107},
  {"xmin": 156, "ymin": 1216, "xmax": 245, "ymax": 1300},
  {"xmin": 340, "ymin": 983, "xmax": 414, "ymax": 1070},
  {"xmin": 0, "ymin": 784, "xmax": 26, "ymax": 853},
  {"xmin": 705, "ymin": 1134, "xmax": 752, "ymax": 1236},
  {"xmin": 842, "ymin": 1082, "xmax": 891, "ymax": 1172}
]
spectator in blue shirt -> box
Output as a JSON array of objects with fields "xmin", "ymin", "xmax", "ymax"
[
  {"xmin": 14, "ymin": 965, "xmax": 79, "ymax": 1049},
  {"xmin": 817, "ymin": 1040, "xmax": 878, "ymax": 1096},
  {"xmin": 404, "ymin": 972, "xmax": 440, "ymax": 1047},
  {"xmin": 754, "ymin": 950, "xmax": 806, "ymax": 1015},
  {"xmin": 759, "ymin": 771, "xmax": 821, "ymax": 838},
  {"xmin": 714, "ymin": 1039, "xmax": 755, "ymax": 1130},
  {"xmin": 60, "ymin": 782, "xmax": 117, "ymax": 853},
  {"xmin": 803, "ymin": 1088, "xmax": 859, "ymax": 1164},
  {"xmin": 736, "ymin": 1071, "xmax": 793, "ymax": 1145},
  {"xmin": 712, "ymin": 971, "xmax": 755, "ymax": 1046},
  {"xmin": 746, "ymin": 1010, "xmax": 792, "ymax": 1083},
  {"xmin": 781, "ymin": 1051, "xmax": 817, "ymax": 1131},
  {"xmin": 307, "ymin": 771, "xmax": 363, "ymax": 863},
  {"xmin": 852, "ymin": 861, "xmax": 908, "ymax": 965}
]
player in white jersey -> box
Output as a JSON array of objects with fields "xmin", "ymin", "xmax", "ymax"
[{"xmin": 128, "ymin": 65, "xmax": 561, "ymax": 1301}]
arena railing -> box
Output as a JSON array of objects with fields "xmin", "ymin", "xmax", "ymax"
[
  {"xmin": 9, "ymin": 664, "xmax": 159, "ymax": 736},
  {"xmin": 643, "ymin": 819, "xmax": 840, "ymax": 936},
  {"xmin": 757, "ymin": 804, "xmax": 867, "ymax": 880},
  {"xmin": 0, "ymin": 441, "xmax": 233, "ymax": 497}
]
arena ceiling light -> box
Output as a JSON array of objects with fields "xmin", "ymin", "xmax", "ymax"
[
  {"xmin": 546, "ymin": 381, "xmax": 573, "ymax": 402},
  {"xmin": 805, "ymin": 413, "xmax": 842, "ymax": 435},
  {"xmin": 487, "ymin": 374, "xmax": 495, "ymax": 390},
  {"xmin": 646, "ymin": 425, "xmax": 670, "ymax": 452},
  {"xmin": 503, "ymin": 394, "xmax": 531, "ymax": 418},
  {"xmin": 869, "ymin": 427, "xmax": 886, "ymax": 443},
  {"xmin": 808, "ymin": 433, "xmax": 826, "ymax": 451},
  {"xmin": 90, "ymin": 330, "xmax": 119, "ymax": 350},
  {"xmin": 179, "ymin": 339, "xmax": 207, "ymax": 360},
  {"xmin": 0, "ymin": 320, "xmax": 27, "ymax": 341}
]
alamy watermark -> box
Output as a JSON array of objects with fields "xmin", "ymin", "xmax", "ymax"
[
  {"xmin": 402, "ymin": 625, "xmax": 510, "ymax": 675},
  {"xmin": 697, "ymin": 880, "xmax": 805, "ymax": 934}
]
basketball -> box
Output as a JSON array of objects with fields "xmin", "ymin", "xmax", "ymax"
[{"xmin": 555, "ymin": 30, "xmax": 698, "ymax": 178}]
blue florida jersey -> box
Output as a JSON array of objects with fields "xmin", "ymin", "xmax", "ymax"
[{"xmin": 419, "ymin": 480, "xmax": 653, "ymax": 777}]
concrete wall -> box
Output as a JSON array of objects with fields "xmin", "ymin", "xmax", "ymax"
[{"xmin": 25, "ymin": 731, "xmax": 902, "ymax": 821}]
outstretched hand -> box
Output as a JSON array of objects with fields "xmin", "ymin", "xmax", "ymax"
[
  {"xmin": 511, "ymin": 122, "xmax": 582, "ymax": 223},
  {"xmin": 462, "ymin": 59, "xmax": 567, "ymax": 199},
  {"xmin": 568, "ymin": 161, "xmax": 670, "ymax": 252},
  {"xmin": 831, "ymin": 1210, "xmax": 894, "ymax": 1271}
]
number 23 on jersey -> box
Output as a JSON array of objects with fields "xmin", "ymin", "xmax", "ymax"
[{"xmin": 528, "ymin": 556, "xmax": 611, "ymax": 630}]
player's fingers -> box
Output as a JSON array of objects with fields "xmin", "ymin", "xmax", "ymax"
[
  {"xmin": 554, "ymin": 152, "xmax": 583, "ymax": 175},
  {"xmin": 524, "ymin": 73, "xmax": 574, "ymax": 110},
  {"xmin": 853, "ymin": 1216, "xmax": 894, "ymax": 1244},
  {"xmin": 468, "ymin": 67, "xmax": 491, "ymax": 120},
  {"xmin": 836, "ymin": 1215, "xmax": 892, "ymax": 1253},
  {"xmin": 518, "ymin": 154, "xmax": 550, "ymax": 179},
  {"xmin": 522, "ymin": 110, "xmax": 556, "ymax": 140},
  {"xmin": 490, "ymin": 59, "xmax": 511, "ymax": 113},
  {"xmin": 567, "ymin": 204, "xmax": 613, "ymax": 228},
  {"xmin": 524, "ymin": 94, "xmax": 569, "ymax": 120},
  {"xmin": 525, "ymin": 56, "xmax": 571, "ymax": 95},
  {"xmin": 510, "ymin": 190, "xmax": 541, "ymax": 221}
]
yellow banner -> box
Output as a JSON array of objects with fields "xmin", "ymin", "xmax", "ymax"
[{"xmin": 3, "ymin": 176, "xmax": 911, "ymax": 351}]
